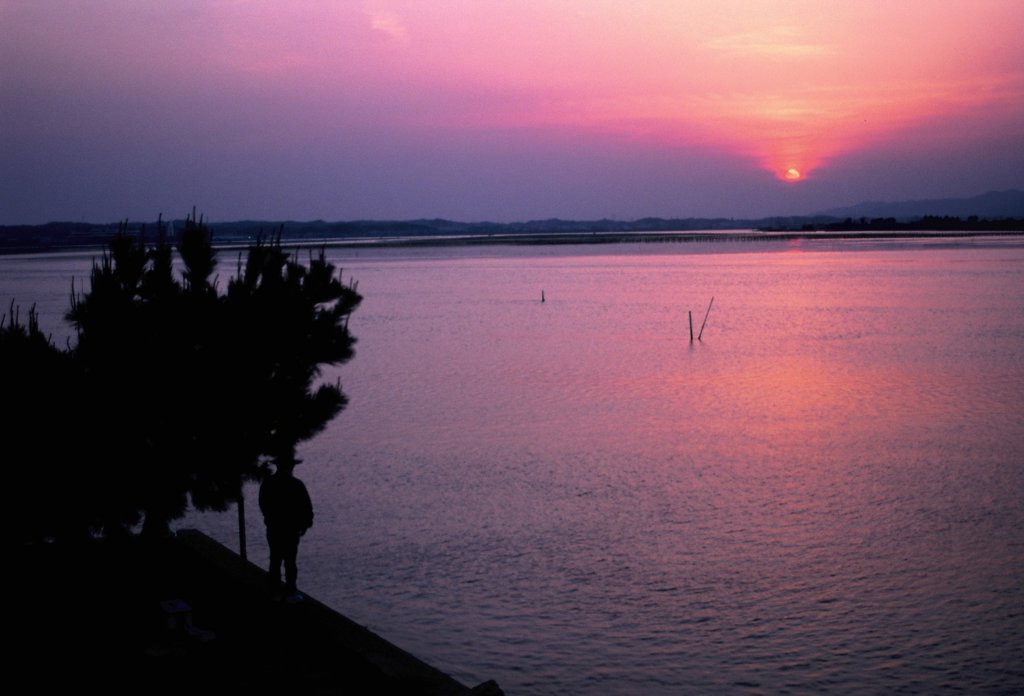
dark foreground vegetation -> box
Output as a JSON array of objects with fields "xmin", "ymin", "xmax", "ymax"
[
  {"xmin": 2, "ymin": 213, "xmax": 362, "ymax": 542},
  {"xmin": 3, "ymin": 215, "xmax": 505, "ymax": 692},
  {"xmin": 4, "ymin": 214, "xmax": 503, "ymax": 693}
]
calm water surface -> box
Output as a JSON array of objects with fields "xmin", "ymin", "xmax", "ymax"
[{"xmin": 3, "ymin": 238, "xmax": 1022, "ymax": 694}]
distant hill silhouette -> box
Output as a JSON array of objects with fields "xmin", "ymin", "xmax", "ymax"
[
  {"xmin": 2, "ymin": 190, "xmax": 1022, "ymax": 254},
  {"xmin": 815, "ymin": 189, "xmax": 1024, "ymax": 221}
]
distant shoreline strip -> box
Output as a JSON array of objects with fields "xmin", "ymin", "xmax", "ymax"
[{"xmin": 2, "ymin": 229, "xmax": 1023, "ymax": 256}]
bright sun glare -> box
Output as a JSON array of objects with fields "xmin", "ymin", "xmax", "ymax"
[{"xmin": 784, "ymin": 168, "xmax": 802, "ymax": 181}]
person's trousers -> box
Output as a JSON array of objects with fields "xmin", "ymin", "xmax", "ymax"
[{"xmin": 267, "ymin": 527, "xmax": 301, "ymax": 592}]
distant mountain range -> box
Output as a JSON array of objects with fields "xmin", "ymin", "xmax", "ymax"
[
  {"xmin": 1, "ymin": 190, "xmax": 1022, "ymax": 254},
  {"xmin": 814, "ymin": 189, "xmax": 1024, "ymax": 220}
]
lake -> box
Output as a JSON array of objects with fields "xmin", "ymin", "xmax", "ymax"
[{"xmin": 3, "ymin": 235, "xmax": 1023, "ymax": 694}]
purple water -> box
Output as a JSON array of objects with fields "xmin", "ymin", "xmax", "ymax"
[{"xmin": 4, "ymin": 237, "xmax": 1022, "ymax": 694}]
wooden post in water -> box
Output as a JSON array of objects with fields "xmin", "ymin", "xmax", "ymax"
[
  {"xmin": 541, "ymin": 290, "xmax": 545, "ymax": 303},
  {"xmin": 698, "ymin": 296, "xmax": 714, "ymax": 341},
  {"xmin": 688, "ymin": 310, "xmax": 694, "ymax": 342}
]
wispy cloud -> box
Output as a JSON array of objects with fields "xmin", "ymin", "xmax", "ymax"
[
  {"xmin": 365, "ymin": 7, "xmax": 410, "ymax": 44},
  {"xmin": 705, "ymin": 26, "xmax": 828, "ymax": 58}
]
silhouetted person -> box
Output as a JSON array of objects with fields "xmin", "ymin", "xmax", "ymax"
[{"xmin": 259, "ymin": 455, "xmax": 314, "ymax": 599}]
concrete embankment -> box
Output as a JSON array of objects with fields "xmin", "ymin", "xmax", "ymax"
[{"xmin": 13, "ymin": 529, "xmax": 502, "ymax": 696}]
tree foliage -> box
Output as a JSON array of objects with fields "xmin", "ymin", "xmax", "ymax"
[
  {"xmin": 3, "ymin": 214, "xmax": 361, "ymax": 542},
  {"xmin": 2, "ymin": 304, "xmax": 89, "ymax": 541}
]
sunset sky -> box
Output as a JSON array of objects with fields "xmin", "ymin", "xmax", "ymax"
[{"xmin": 2, "ymin": 1, "xmax": 1022, "ymax": 224}]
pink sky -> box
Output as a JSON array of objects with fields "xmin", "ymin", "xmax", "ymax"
[{"xmin": 2, "ymin": 1, "xmax": 1022, "ymax": 223}]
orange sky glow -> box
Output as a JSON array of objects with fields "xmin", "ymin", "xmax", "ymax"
[
  {"xmin": 2, "ymin": 0, "xmax": 1022, "ymax": 222},
  {"xmin": 346, "ymin": 1, "xmax": 1024, "ymax": 181}
]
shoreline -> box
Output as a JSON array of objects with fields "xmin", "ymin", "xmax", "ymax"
[
  {"xmin": 14, "ymin": 529, "xmax": 502, "ymax": 695},
  {"xmin": 1, "ymin": 228, "xmax": 1022, "ymax": 257}
]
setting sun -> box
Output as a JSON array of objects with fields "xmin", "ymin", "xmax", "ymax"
[{"xmin": 2, "ymin": 1, "xmax": 1022, "ymax": 223}]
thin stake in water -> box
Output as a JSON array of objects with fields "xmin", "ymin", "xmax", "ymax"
[{"xmin": 698, "ymin": 297, "xmax": 714, "ymax": 341}]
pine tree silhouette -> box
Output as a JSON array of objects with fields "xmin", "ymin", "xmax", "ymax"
[{"xmin": 3, "ymin": 212, "xmax": 361, "ymax": 541}]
